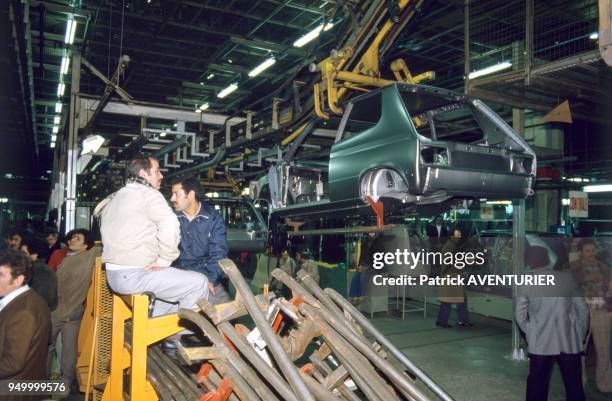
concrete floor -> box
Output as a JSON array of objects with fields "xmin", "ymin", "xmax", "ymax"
[
  {"xmin": 60, "ymin": 305, "xmax": 608, "ymax": 401},
  {"xmin": 371, "ymin": 305, "xmax": 609, "ymax": 401}
]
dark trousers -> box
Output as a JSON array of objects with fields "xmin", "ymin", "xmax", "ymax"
[
  {"xmin": 526, "ymin": 353, "xmax": 585, "ymax": 401},
  {"xmin": 436, "ymin": 298, "xmax": 469, "ymax": 324}
]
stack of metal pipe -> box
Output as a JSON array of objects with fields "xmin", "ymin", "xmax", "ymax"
[{"xmin": 148, "ymin": 258, "xmax": 455, "ymax": 401}]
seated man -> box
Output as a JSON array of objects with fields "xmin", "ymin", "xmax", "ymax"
[
  {"xmin": 0, "ymin": 249, "xmax": 51, "ymax": 386},
  {"xmin": 170, "ymin": 177, "xmax": 230, "ymax": 305},
  {"xmin": 96, "ymin": 154, "xmax": 209, "ymax": 317}
]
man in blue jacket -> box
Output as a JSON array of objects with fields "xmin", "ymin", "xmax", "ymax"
[{"xmin": 170, "ymin": 177, "xmax": 230, "ymax": 305}]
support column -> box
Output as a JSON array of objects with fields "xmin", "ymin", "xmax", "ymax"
[
  {"xmin": 245, "ymin": 111, "xmax": 253, "ymax": 139},
  {"xmin": 209, "ymin": 130, "xmax": 215, "ymax": 153},
  {"xmin": 225, "ymin": 123, "xmax": 231, "ymax": 147},
  {"xmin": 464, "ymin": 0, "xmax": 470, "ymax": 94},
  {"xmin": 511, "ymin": 199, "xmax": 527, "ymax": 361},
  {"xmin": 512, "ymin": 109, "xmax": 525, "ymax": 137},
  {"xmin": 65, "ymin": 52, "xmax": 81, "ymax": 233},
  {"xmin": 272, "ymin": 98, "xmax": 281, "ymax": 129},
  {"xmin": 525, "ymin": 0, "xmax": 534, "ymax": 85}
]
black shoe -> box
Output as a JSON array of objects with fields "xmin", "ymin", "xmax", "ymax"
[
  {"xmin": 180, "ymin": 334, "xmax": 205, "ymax": 348},
  {"xmin": 457, "ymin": 321, "xmax": 474, "ymax": 327},
  {"xmin": 435, "ymin": 322, "xmax": 452, "ymax": 328},
  {"xmin": 161, "ymin": 339, "xmax": 178, "ymax": 356}
]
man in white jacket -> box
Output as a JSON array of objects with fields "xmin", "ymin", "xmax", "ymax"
[{"xmin": 98, "ymin": 154, "xmax": 209, "ymax": 316}]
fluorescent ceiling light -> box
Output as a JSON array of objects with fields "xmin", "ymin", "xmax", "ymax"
[
  {"xmin": 53, "ymin": 116, "xmax": 60, "ymax": 125},
  {"xmin": 55, "ymin": 103, "xmax": 62, "ymax": 113},
  {"xmin": 81, "ymin": 134, "xmax": 105, "ymax": 155},
  {"xmin": 60, "ymin": 56, "xmax": 70, "ymax": 75},
  {"xmin": 293, "ymin": 22, "xmax": 334, "ymax": 47},
  {"xmin": 589, "ymin": 32, "xmax": 599, "ymax": 40},
  {"xmin": 468, "ymin": 61, "xmax": 512, "ymax": 79},
  {"xmin": 50, "ymin": 142, "xmax": 56, "ymax": 149},
  {"xmin": 199, "ymin": 103, "xmax": 210, "ymax": 111},
  {"xmin": 248, "ymin": 57, "xmax": 276, "ymax": 77},
  {"xmin": 583, "ymin": 184, "xmax": 612, "ymax": 193},
  {"xmin": 567, "ymin": 177, "xmax": 589, "ymax": 183},
  {"xmin": 217, "ymin": 83, "xmax": 238, "ymax": 98},
  {"xmin": 51, "ymin": 134, "xmax": 57, "ymax": 141},
  {"xmin": 52, "ymin": 126, "xmax": 59, "ymax": 134},
  {"xmin": 57, "ymin": 83, "xmax": 66, "ymax": 97},
  {"xmin": 207, "ymin": 73, "xmax": 215, "ymax": 79},
  {"xmin": 64, "ymin": 19, "xmax": 77, "ymax": 44},
  {"xmin": 485, "ymin": 200, "xmax": 512, "ymax": 205}
]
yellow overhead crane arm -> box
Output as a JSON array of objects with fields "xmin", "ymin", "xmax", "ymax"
[{"xmin": 313, "ymin": 0, "xmax": 435, "ymax": 119}]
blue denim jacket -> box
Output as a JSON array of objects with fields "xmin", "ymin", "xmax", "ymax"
[{"xmin": 176, "ymin": 202, "xmax": 228, "ymax": 285}]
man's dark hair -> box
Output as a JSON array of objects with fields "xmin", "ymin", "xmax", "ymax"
[
  {"xmin": 526, "ymin": 246, "xmax": 549, "ymax": 269},
  {"xmin": 7, "ymin": 229, "xmax": 23, "ymax": 239},
  {"xmin": 66, "ymin": 228, "xmax": 95, "ymax": 250},
  {"xmin": 576, "ymin": 238, "xmax": 595, "ymax": 251},
  {"xmin": 0, "ymin": 248, "xmax": 32, "ymax": 283},
  {"xmin": 171, "ymin": 176, "xmax": 201, "ymax": 202},
  {"xmin": 20, "ymin": 238, "xmax": 48, "ymax": 257},
  {"xmin": 126, "ymin": 153, "xmax": 155, "ymax": 179},
  {"xmin": 44, "ymin": 228, "xmax": 59, "ymax": 237}
]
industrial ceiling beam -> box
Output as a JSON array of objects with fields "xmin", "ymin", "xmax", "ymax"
[
  {"xmin": 180, "ymin": 1, "xmax": 307, "ymax": 31},
  {"xmin": 229, "ymin": 36, "xmax": 308, "ymax": 57},
  {"xmin": 29, "ymin": 0, "xmax": 90, "ymax": 18},
  {"xmin": 468, "ymin": 87, "xmax": 609, "ymax": 126},
  {"xmin": 79, "ymin": 3, "xmax": 233, "ymax": 39},
  {"xmin": 31, "ymin": 30, "xmax": 83, "ymax": 45},
  {"xmin": 208, "ymin": 62, "xmax": 275, "ymax": 78},
  {"xmin": 9, "ymin": 0, "xmax": 38, "ymax": 159},
  {"xmin": 79, "ymin": 96, "xmax": 245, "ymax": 126},
  {"xmin": 264, "ymin": 0, "xmax": 329, "ymax": 16}
]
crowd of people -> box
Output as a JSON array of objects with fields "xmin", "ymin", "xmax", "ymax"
[{"xmin": 0, "ymin": 225, "xmax": 99, "ymax": 399}]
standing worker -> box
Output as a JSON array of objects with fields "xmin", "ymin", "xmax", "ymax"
[
  {"xmin": 516, "ymin": 245, "xmax": 589, "ymax": 401},
  {"xmin": 297, "ymin": 251, "xmax": 320, "ymax": 284}
]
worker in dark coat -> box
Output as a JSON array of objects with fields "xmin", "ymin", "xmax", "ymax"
[{"xmin": 0, "ymin": 249, "xmax": 51, "ymax": 401}]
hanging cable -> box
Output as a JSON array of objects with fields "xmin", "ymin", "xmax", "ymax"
[
  {"xmin": 119, "ymin": 0, "xmax": 126, "ymax": 79},
  {"xmin": 107, "ymin": 1, "xmax": 112, "ymax": 77}
]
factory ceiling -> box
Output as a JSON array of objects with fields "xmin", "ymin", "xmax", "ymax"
[{"xmin": 1, "ymin": 0, "xmax": 610, "ymax": 203}]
